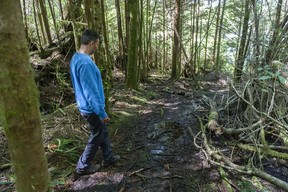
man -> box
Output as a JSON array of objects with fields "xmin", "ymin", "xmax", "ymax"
[{"xmin": 70, "ymin": 29, "xmax": 120, "ymax": 175}]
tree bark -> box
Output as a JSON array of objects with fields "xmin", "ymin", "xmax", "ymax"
[
  {"xmin": 171, "ymin": 0, "xmax": 181, "ymax": 80},
  {"xmin": 36, "ymin": 0, "xmax": 47, "ymax": 45},
  {"xmin": 234, "ymin": 0, "xmax": 250, "ymax": 82},
  {"xmin": 33, "ymin": 0, "xmax": 43, "ymax": 50},
  {"xmin": 162, "ymin": 0, "xmax": 167, "ymax": 74},
  {"xmin": 47, "ymin": 0, "xmax": 59, "ymax": 41},
  {"xmin": 115, "ymin": 0, "xmax": 125, "ymax": 70},
  {"xmin": 212, "ymin": 0, "xmax": 221, "ymax": 69},
  {"xmin": 203, "ymin": 1, "xmax": 213, "ymax": 69},
  {"xmin": 263, "ymin": 0, "xmax": 283, "ymax": 65},
  {"xmin": 68, "ymin": 0, "xmax": 79, "ymax": 51},
  {"xmin": 215, "ymin": 0, "xmax": 226, "ymax": 76},
  {"xmin": 21, "ymin": 0, "xmax": 29, "ymax": 42},
  {"xmin": 38, "ymin": 0, "xmax": 52, "ymax": 44},
  {"xmin": 0, "ymin": 1, "xmax": 49, "ymax": 191},
  {"xmin": 251, "ymin": 0, "xmax": 260, "ymax": 67},
  {"xmin": 126, "ymin": 0, "xmax": 139, "ymax": 89},
  {"xmin": 58, "ymin": 0, "xmax": 64, "ymax": 20}
]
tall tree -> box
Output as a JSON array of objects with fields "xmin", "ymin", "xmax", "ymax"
[
  {"xmin": 35, "ymin": 0, "xmax": 47, "ymax": 45},
  {"xmin": 162, "ymin": 0, "xmax": 167, "ymax": 74},
  {"xmin": 38, "ymin": 0, "xmax": 53, "ymax": 44},
  {"xmin": 58, "ymin": 0, "xmax": 64, "ymax": 20},
  {"xmin": 203, "ymin": 1, "xmax": 213, "ymax": 69},
  {"xmin": 115, "ymin": 0, "xmax": 126, "ymax": 70},
  {"xmin": 212, "ymin": 0, "xmax": 221, "ymax": 69},
  {"xmin": 47, "ymin": 0, "xmax": 60, "ymax": 41},
  {"xmin": 93, "ymin": 0, "xmax": 108, "ymax": 74},
  {"xmin": 264, "ymin": 0, "xmax": 283, "ymax": 65},
  {"xmin": 0, "ymin": 1, "xmax": 49, "ymax": 192},
  {"xmin": 33, "ymin": 0, "xmax": 43, "ymax": 50},
  {"xmin": 126, "ymin": 0, "xmax": 139, "ymax": 89},
  {"xmin": 21, "ymin": 0, "xmax": 29, "ymax": 42},
  {"xmin": 215, "ymin": 0, "xmax": 226, "ymax": 75},
  {"xmin": 68, "ymin": 0, "xmax": 79, "ymax": 50},
  {"xmin": 171, "ymin": 0, "xmax": 181, "ymax": 79},
  {"xmin": 234, "ymin": 0, "xmax": 251, "ymax": 81},
  {"xmin": 251, "ymin": 0, "xmax": 260, "ymax": 67}
]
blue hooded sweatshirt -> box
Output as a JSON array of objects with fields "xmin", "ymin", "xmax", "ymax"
[{"xmin": 70, "ymin": 52, "xmax": 108, "ymax": 119}]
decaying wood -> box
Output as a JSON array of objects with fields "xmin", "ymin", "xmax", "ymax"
[
  {"xmin": 238, "ymin": 144, "xmax": 288, "ymax": 160},
  {"xmin": 208, "ymin": 103, "xmax": 221, "ymax": 134},
  {"xmin": 197, "ymin": 116, "xmax": 288, "ymax": 191}
]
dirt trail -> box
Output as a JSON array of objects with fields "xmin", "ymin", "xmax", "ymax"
[{"xmin": 65, "ymin": 72, "xmax": 230, "ymax": 192}]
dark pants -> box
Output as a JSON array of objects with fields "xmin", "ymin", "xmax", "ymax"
[{"xmin": 76, "ymin": 113, "xmax": 113, "ymax": 171}]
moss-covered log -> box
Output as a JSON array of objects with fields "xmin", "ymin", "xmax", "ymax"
[{"xmin": 197, "ymin": 117, "xmax": 288, "ymax": 191}]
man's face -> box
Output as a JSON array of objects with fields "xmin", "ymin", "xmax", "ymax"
[{"xmin": 89, "ymin": 39, "xmax": 99, "ymax": 55}]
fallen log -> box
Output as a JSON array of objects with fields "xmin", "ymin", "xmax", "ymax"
[{"xmin": 197, "ymin": 116, "xmax": 288, "ymax": 191}]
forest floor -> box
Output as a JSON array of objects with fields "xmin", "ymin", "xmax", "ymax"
[{"xmin": 0, "ymin": 67, "xmax": 287, "ymax": 192}]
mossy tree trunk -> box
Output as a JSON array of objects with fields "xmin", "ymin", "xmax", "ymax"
[
  {"xmin": 93, "ymin": 0, "xmax": 106, "ymax": 70},
  {"xmin": 126, "ymin": 0, "xmax": 139, "ymax": 89},
  {"xmin": 0, "ymin": 1, "xmax": 49, "ymax": 192},
  {"xmin": 234, "ymin": 0, "xmax": 250, "ymax": 82}
]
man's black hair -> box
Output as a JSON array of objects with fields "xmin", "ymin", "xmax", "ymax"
[{"xmin": 81, "ymin": 29, "xmax": 101, "ymax": 45}]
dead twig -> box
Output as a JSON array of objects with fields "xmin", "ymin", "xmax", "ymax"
[
  {"xmin": 128, "ymin": 167, "xmax": 153, "ymax": 177},
  {"xmin": 158, "ymin": 175, "xmax": 184, "ymax": 179},
  {"xmin": 197, "ymin": 116, "xmax": 288, "ymax": 191}
]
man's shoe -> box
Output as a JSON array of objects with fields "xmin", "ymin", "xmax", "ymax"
[
  {"xmin": 102, "ymin": 155, "xmax": 120, "ymax": 167},
  {"xmin": 76, "ymin": 164, "xmax": 100, "ymax": 175}
]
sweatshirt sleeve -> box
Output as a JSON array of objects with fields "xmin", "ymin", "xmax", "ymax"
[{"xmin": 78, "ymin": 64, "xmax": 108, "ymax": 119}]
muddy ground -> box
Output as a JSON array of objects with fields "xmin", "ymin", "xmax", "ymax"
[{"xmin": 0, "ymin": 69, "xmax": 287, "ymax": 192}]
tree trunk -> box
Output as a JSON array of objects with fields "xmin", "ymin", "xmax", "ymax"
[
  {"xmin": 68, "ymin": 0, "xmax": 79, "ymax": 51},
  {"xmin": 47, "ymin": 0, "xmax": 59, "ymax": 41},
  {"xmin": 38, "ymin": 0, "xmax": 53, "ymax": 44},
  {"xmin": 203, "ymin": 1, "xmax": 213, "ymax": 69},
  {"xmin": 115, "ymin": 0, "xmax": 125, "ymax": 70},
  {"xmin": 162, "ymin": 0, "xmax": 167, "ymax": 74},
  {"xmin": 100, "ymin": 0, "xmax": 112, "ymax": 80},
  {"xmin": 126, "ymin": 0, "xmax": 139, "ymax": 89},
  {"xmin": 171, "ymin": 0, "xmax": 181, "ymax": 79},
  {"xmin": 194, "ymin": 1, "xmax": 199, "ymax": 73},
  {"xmin": 142, "ymin": 0, "xmax": 157, "ymax": 82},
  {"xmin": 36, "ymin": 0, "xmax": 47, "ymax": 45},
  {"xmin": 263, "ymin": 0, "xmax": 283, "ymax": 65},
  {"xmin": 21, "ymin": 0, "xmax": 29, "ymax": 42},
  {"xmin": 33, "ymin": 0, "xmax": 43, "ymax": 50},
  {"xmin": 251, "ymin": 0, "xmax": 260, "ymax": 67},
  {"xmin": 190, "ymin": 2, "xmax": 195, "ymax": 73},
  {"xmin": 0, "ymin": 1, "xmax": 49, "ymax": 192},
  {"xmin": 94, "ymin": 0, "xmax": 106, "ymax": 70},
  {"xmin": 84, "ymin": 0, "xmax": 95, "ymax": 28},
  {"xmin": 58, "ymin": 0, "xmax": 64, "ymax": 20},
  {"xmin": 234, "ymin": 0, "xmax": 250, "ymax": 82},
  {"xmin": 215, "ymin": 0, "xmax": 226, "ymax": 75},
  {"xmin": 138, "ymin": 0, "xmax": 144, "ymax": 82}
]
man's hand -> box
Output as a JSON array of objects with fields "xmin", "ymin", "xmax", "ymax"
[{"xmin": 102, "ymin": 117, "xmax": 110, "ymax": 123}]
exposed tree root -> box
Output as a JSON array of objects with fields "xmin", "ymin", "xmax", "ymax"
[
  {"xmin": 196, "ymin": 116, "xmax": 288, "ymax": 191},
  {"xmin": 196, "ymin": 76, "xmax": 288, "ymax": 191}
]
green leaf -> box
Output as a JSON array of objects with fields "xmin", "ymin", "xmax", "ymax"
[
  {"xmin": 278, "ymin": 75, "xmax": 287, "ymax": 85},
  {"xmin": 258, "ymin": 76, "xmax": 271, "ymax": 80},
  {"xmin": 267, "ymin": 72, "xmax": 276, "ymax": 77}
]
